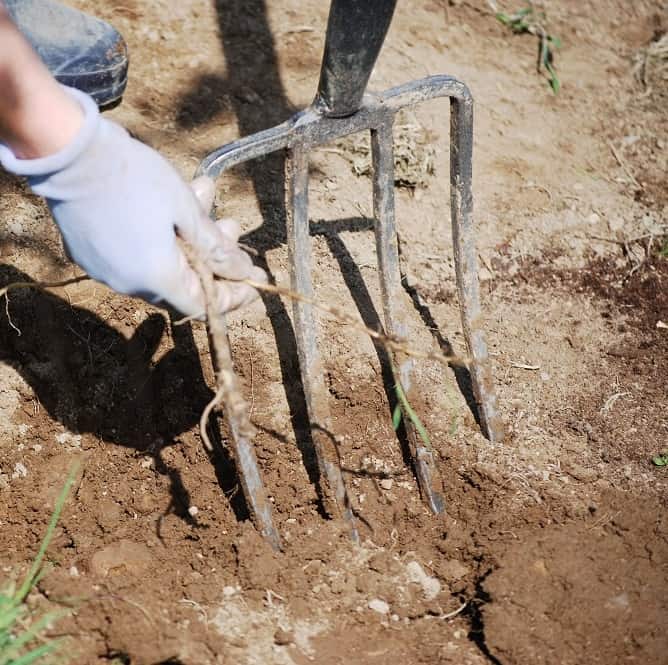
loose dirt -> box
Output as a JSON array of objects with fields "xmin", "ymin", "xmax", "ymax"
[{"xmin": 1, "ymin": 1, "xmax": 666, "ymax": 664}]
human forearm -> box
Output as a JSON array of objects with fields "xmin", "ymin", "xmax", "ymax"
[
  {"xmin": 0, "ymin": 7, "xmax": 82, "ymax": 158},
  {"xmin": 0, "ymin": 4, "xmax": 265, "ymax": 317}
]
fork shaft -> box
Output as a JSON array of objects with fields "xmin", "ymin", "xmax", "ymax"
[
  {"xmin": 285, "ymin": 141, "xmax": 359, "ymax": 541},
  {"xmin": 372, "ymin": 119, "xmax": 446, "ymax": 514},
  {"xmin": 315, "ymin": 0, "xmax": 397, "ymax": 117}
]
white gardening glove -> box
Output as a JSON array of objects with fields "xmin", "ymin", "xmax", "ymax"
[{"xmin": 0, "ymin": 86, "xmax": 265, "ymax": 317}]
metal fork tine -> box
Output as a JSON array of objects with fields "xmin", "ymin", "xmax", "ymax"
[
  {"xmin": 214, "ymin": 320, "xmax": 282, "ymax": 551},
  {"xmin": 449, "ymin": 97, "xmax": 504, "ymax": 443},
  {"xmin": 285, "ymin": 141, "xmax": 359, "ymax": 542},
  {"xmin": 371, "ymin": 120, "xmax": 446, "ymax": 514}
]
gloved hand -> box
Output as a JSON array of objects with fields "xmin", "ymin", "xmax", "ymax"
[{"xmin": 0, "ymin": 86, "xmax": 265, "ymax": 317}]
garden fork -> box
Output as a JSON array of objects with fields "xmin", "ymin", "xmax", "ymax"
[{"xmin": 195, "ymin": 0, "xmax": 503, "ymax": 548}]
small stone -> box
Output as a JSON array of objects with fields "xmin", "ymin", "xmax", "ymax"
[
  {"xmin": 55, "ymin": 432, "xmax": 82, "ymax": 449},
  {"xmin": 133, "ymin": 493, "xmax": 155, "ymax": 515},
  {"xmin": 566, "ymin": 464, "xmax": 598, "ymax": 483},
  {"xmin": 273, "ymin": 628, "xmax": 294, "ymax": 645},
  {"xmin": 439, "ymin": 559, "xmax": 470, "ymax": 582},
  {"xmin": 587, "ymin": 212, "xmax": 600, "ymax": 224},
  {"xmin": 222, "ymin": 586, "xmax": 237, "ymax": 597},
  {"xmin": 368, "ymin": 551, "xmax": 395, "ymax": 574},
  {"xmin": 405, "ymin": 560, "xmax": 442, "ymax": 600},
  {"xmin": 8, "ymin": 220, "xmax": 23, "ymax": 235},
  {"xmin": 532, "ymin": 559, "xmax": 549, "ymax": 576},
  {"xmin": 69, "ymin": 565, "xmax": 80, "ymax": 577},
  {"xmin": 605, "ymin": 592, "xmax": 630, "ymax": 611},
  {"xmin": 188, "ymin": 505, "xmax": 199, "ymax": 517},
  {"xmin": 12, "ymin": 462, "xmax": 27, "ymax": 479},
  {"xmin": 368, "ymin": 598, "xmax": 390, "ymax": 614},
  {"xmin": 379, "ymin": 478, "xmax": 394, "ymax": 490},
  {"xmin": 356, "ymin": 574, "xmax": 372, "ymax": 593},
  {"xmin": 329, "ymin": 575, "xmax": 347, "ymax": 594},
  {"xmin": 96, "ymin": 498, "xmax": 122, "ymax": 530},
  {"xmin": 89, "ymin": 540, "xmax": 153, "ymax": 577}
]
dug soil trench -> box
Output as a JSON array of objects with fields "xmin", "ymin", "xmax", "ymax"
[{"xmin": 1, "ymin": 1, "xmax": 666, "ymax": 663}]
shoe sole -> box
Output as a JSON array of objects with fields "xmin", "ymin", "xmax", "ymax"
[{"xmin": 55, "ymin": 62, "xmax": 128, "ymax": 107}]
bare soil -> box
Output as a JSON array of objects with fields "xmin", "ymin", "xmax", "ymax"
[{"xmin": 1, "ymin": 1, "xmax": 667, "ymax": 664}]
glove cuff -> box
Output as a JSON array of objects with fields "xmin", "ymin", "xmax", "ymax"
[{"xmin": 0, "ymin": 86, "xmax": 100, "ymax": 176}]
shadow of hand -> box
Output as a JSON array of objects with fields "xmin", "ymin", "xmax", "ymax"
[{"xmin": 0, "ymin": 264, "xmax": 213, "ymax": 452}]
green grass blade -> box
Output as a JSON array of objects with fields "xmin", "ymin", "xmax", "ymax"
[
  {"xmin": 392, "ymin": 404, "xmax": 402, "ymax": 430},
  {"xmin": 496, "ymin": 5, "xmax": 561, "ymax": 92},
  {"xmin": 0, "ymin": 611, "xmax": 64, "ymax": 663},
  {"xmin": 545, "ymin": 61, "xmax": 560, "ymax": 93},
  {"xmin": 0, "ymin": 626, "xmax": 18, "ymax": 650},
  {"xmin": 4, "ymin": 641, "xmax": 58, "ymax": 665},
  {"xmin": 0, "ymin": 604, "xmax": 24, "ymax": 633},
  {"xmin": 391, "ymin": 367, "xmax": 433, "ymax": 451},
  {"xmin": 1, "ymin": 470, "xmax": 76, "ymax": 665},
  {"xmin": 15, "ymin": 465, "xmax": 79, "ymax": 603}
]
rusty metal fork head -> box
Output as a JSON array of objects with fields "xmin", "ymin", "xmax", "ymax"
[{"xmin": 193, "ymin": 1, "xmax": 503, "ymax": 547}]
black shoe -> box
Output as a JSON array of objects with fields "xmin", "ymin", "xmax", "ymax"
[{"xmin": 5, "ymin": 0, "xmax": 128, "ymax": 106}]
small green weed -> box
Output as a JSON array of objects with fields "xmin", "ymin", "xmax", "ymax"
[
  {"xmin": 496, "ymin": 5, "xmax": 562, "ymax": 93},
  {"xmin": 392, "ymin": 375, "xmax": 433, "ymax": 450},
  {"xmin": 652, "ymin": 452, "xmax": 668, "ymax": 467},
  {"xmin": 0, "ymin": 466, "xmax": 78, "ymax": 664},
  {"xmin": 391, "ymin": 363, "xmax": 459, "ymax": 445}
]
